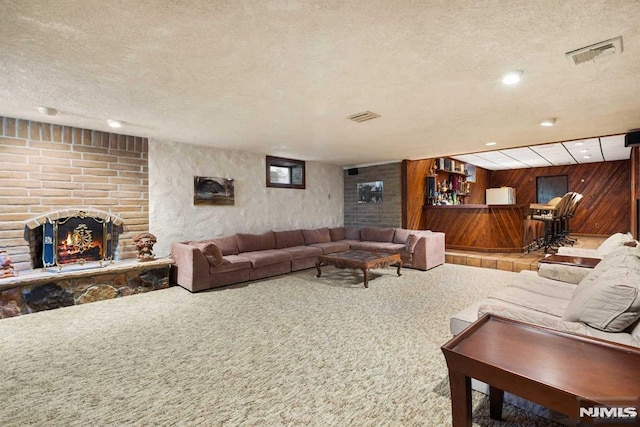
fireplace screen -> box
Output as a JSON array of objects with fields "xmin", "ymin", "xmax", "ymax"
[{"xmin": 42, "ymin": 211, "xmax": 115, "ymax": 270}]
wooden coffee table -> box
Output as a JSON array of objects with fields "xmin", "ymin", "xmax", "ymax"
[
  {"xmin": 315, "ymin": 250, "xmax": 402, "ymax": 288},
  {"xmin": 441, "ymin": 314, "xmax": 640, "ymax": 426},
  {"xmin": 539, "ymin": 254, "xmax": 601, "ymax": 268}
]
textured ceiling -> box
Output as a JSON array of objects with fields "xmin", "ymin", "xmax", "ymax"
[{"xmin": 1, "ymin": 0, "xmax": 639, "ymax": 167}]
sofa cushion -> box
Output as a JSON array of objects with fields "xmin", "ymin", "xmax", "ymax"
[
  {"xmin": 563, "ymin": 247, "xmax": 640, "ymax": 332},
  {"xmin": 329, "ymin": 227, "xmax": 346, "ymax": 241},
  {"xmin": 405, "ymin": 234, "xmax": 420, "ymax": 254},
  {"xmin": 197, "ymin": 235, "xmax": 239, "ymax": 256},
  {"xmin": 345, "ymin": 227, "xmax": 361, "ymax": 240},
  {"xmin": 302, "ymin": 228, "xmax": 331, "ymax": 245},
  {"xmin": 241, "ymin": 249, "xmax": 292, "ymax": 268},
  {"xmin": 274, "ymin": 230, "xmax": 305, "ymax": 249},
  {"xmin": 236, "ymin": 231, "xmax": 276, "ymax": 253},
  {"xmin": 360, "ymin": 227, "xmax": 395, "ymax": 243},
  {"xmin": 350, "ymin": 241, "xmax": 405, "ymax": 253},
  {"xmin": 190, "ymin": 242, "xmax": 225, "ymax": 267},
  {"xmin": 281, "ymin": 245, "xmax": 323, "ymax": 260},
  {"xmin": 309, "ymin": 241, "xmax": 350, "ymax": 254}
]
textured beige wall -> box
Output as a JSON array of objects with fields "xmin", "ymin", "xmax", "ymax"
[{"xmin": 148, "ymin": 140, "xmax": 344, "ymax": 256}]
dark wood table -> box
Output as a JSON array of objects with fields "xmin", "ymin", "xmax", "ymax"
[
  {"xmin": 315, "ymin": 250, "xmax": 402, "ymax": 288},
  {"xmin": 441, "ymin": 314, "xmax": 640, "ymax": 426},
  {"xmin": 539, "ymin": 254, "xmax": 601, "ymax": 268}
]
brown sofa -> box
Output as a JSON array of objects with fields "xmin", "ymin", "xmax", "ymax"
[{"xmin": 171, "ymin": 226, "xmax": 445, "ymax": 292}]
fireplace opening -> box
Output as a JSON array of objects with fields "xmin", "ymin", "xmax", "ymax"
[
  {"xmin": 25, "ymin": 210, "xmax": 123, "ymax": 271},
  {"xmin": 55, "ymin": 217, "xmax": 104, "ymax": 265}
]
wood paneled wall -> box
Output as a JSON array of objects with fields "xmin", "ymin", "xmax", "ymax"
[
  {"xmin": 402, "ymin": 159, "xmax": 433, "ymax": 229},
  {"xmin": 631, "ymin": 147, "xmax": 639, "ymax": 238},
  {"xmin": 491, "ymin": 160, "xmax": 630, "ymax": 236}
]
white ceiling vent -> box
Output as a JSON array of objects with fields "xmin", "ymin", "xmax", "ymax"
[
  {"xmin": 566, "ymin": 36, "xmax": 623, "ymax": 66},
  {"xmin": 347, "ymin": 111, "xmax": 380, "ymax": 123}
]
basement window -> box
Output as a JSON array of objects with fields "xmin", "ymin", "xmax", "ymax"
[{"xmin": 266, "ymin": 156, "xmax": 305, "ymax": 189}]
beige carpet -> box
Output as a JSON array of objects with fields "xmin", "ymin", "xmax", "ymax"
[{"xmin": 0, "ymin": 264, "xmax": 563, "ymax": 426}]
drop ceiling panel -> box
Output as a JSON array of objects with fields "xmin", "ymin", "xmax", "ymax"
[
  {"xmin": 563, "ymin": 138, "xmax": 603, "ymax": 163},
  {"xmin": 601, "ymin": 135, "xmax": 631, "ymax": 161},
  {"xmin": 529, "ymin": 143, "xmax": 577, "ymax": 165},
  {"xmin": 499, "ymin": 147, "xmax": 551, "ymax": 168}
]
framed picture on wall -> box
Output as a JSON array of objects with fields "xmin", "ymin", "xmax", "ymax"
[
  {"xmin": 194, "ymin": 176, "xmax": 235, "ymax": 205},
  {"xmin": 357, "ymin": 181, "xmax": 383, "ymax": 203}
]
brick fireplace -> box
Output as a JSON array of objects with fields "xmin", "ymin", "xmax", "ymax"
[
  {"xmin": 0, "ymin": 117, "xmax": 172, "ymax": 319},
  {"xmin": 0, "ymin": 116, "xmax": 149, "ymax": 272}
]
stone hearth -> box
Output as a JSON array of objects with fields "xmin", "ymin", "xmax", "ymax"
[{"xmin": 0, "ymin": 258, "xmax": 173, "ymax": 319}]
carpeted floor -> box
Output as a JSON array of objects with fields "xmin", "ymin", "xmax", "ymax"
[{"xmin": 0, "ymin": 264, "xmax": 564, "ymax": 426}]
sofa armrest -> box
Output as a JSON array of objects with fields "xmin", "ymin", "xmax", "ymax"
[
  {"xmin": 410, "ymin": 231, "xmax": 445, "ymax": 270},
  {"xmin": 170, "ymin": 242, "xmax": 210, "ymax": 292}
]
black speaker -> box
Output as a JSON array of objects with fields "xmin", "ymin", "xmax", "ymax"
[
  {"xmin": 347, "ymin": 168, "xmax": 359, "ymax": 175},
  {"xmin": 625, "ymin": 131, "xmax": 640, "ymax": 147}
]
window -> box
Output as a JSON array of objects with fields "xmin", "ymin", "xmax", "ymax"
[{"xmin": 266, "ymin": 156, "xmax": 305, "ymax": 189}]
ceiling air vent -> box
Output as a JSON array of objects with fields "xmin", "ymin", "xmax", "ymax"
[
  {"xmin": 347, "ymin": 111, "xmax": 380, "ymax": 123},
  {"xmin": 565, "ymin": 36, "xmax": 623, "ymax": 67}
]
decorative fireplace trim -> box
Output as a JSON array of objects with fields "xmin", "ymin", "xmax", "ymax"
[{"xmin": 25, "ymin": 209, "xmax": 124, "ymax": 230}]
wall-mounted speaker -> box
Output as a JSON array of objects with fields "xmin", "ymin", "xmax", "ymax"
[
  {"xmin": 625, "ymin": 131, "xmax": 640, "ymax": 147},
  {"xmin": 347, "ymin": 168, "xmax": 359, "ymax": 175}
]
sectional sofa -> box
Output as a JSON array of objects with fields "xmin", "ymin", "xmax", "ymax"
[
  {"xmin": 450, "ymin": 236, "xmax": 640, "ymax": 347},
  {"xmin": 171, "ymin": 226, "xmax": 445, "ymax": 292}
]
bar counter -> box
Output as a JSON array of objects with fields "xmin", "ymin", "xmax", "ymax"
[{"xmin": 423, "ymin": 204, "xmax": 528, "ymax": 252}]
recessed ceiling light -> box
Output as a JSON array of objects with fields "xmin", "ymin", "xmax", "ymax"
[
  {"xmin": 501, "ymin": 70, "xmax": 524, "ymax": 85},
  {"xmin": 583, "ymin": 155, "xmax": 591, "ymax": 159},
  {"xmin": 485, "ymin": 142, "xmax": 497, "ymax": 146},
  {"xmin": 37, "ymin": 106, "xmax": 58, "ymax": 116},
  {"xmin": 540, "ymin": 118, "xmax": 557, "ymax": 127},
  {"xmin": 580, "ymin": 149, "xmax": 589, "ymax": 153},
  {"xmin": 107, "ymin": 119, "xmax": 123, "ymax": 128},
  {"xmin": 575, "ymin": 141, "xmax": 584, "ymax": 146}
]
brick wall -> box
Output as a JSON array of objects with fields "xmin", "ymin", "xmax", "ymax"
[
  {"xmin": 0, "ymin": 116, "xmax": 149, "ymax": 271},
  {"xmin": 343, "ymin": 163, "xmax": 402, "ymax": 228}
]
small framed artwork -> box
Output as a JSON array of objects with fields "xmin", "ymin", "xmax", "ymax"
[
  {"xmin": 194, "ymin": 176, "xmax": 235, "ymax": 205},
  {"xmin": 357, "ymin": 181, "xmax": 383, "ymax": 203},
  {"xmin": 465, "ymin": 164, "xmax": 476, "ymax": 183}
]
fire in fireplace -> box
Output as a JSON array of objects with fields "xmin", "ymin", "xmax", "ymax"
[{"xmin": 42, "ymin": 211, "xmax": 116, "ymax": 270}]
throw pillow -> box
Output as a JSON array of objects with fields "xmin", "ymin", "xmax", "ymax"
[
  {"xmin": 562, "ymin": 247, "xmax": 640, "ymax": 332},
  {"xmin": 597, "ymin": 232, "xmax": 635, "ymax": 256},
  {"xmin": 192, "ymin": 242, "xmax": 225, "ymax": 267},
  {"xmin": 405, "ymin": 234, "xmax": 420, "ymax": 253}
]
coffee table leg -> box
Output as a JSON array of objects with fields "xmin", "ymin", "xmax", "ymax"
[
  {"xmin": 449, "ymin": 371, "xmax": 472, "ymax": 426},
  {"xmin": 489, "ymin": 385, "xmax": 504, "ymax": 420},
  {"xmin": 396, "ymin": 261, "xmax": 402, "ymax": 277},
  {"xmin": 315, "ymin": 261, "xmax": 322, "ymax": 278},
  {"xmin": 362, "ymin": 268, "xmax": 369, "ymax": 288}
]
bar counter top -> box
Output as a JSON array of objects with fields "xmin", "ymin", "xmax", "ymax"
[{"xmin": 425, "ymin": 204, "xmax": 526, "ymax": 209}]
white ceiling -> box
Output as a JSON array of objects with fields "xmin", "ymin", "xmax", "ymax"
[
  {"xmin": 453, "ymin": 134, "xmax": 631, "ymax": 170},
  {"xmin": 1, "ymin": 1, "xmax": 639, "ymax": 167}
]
